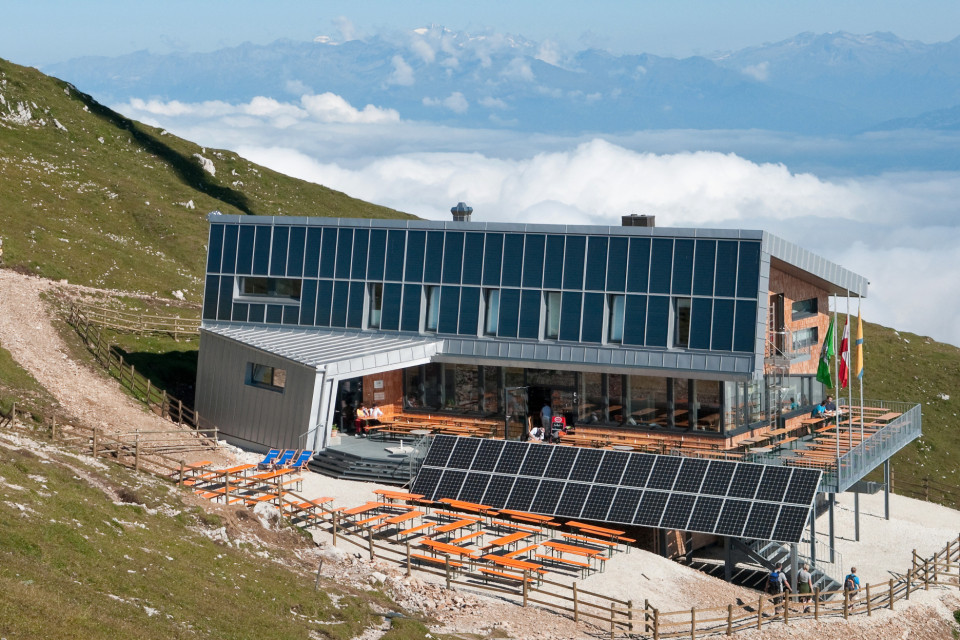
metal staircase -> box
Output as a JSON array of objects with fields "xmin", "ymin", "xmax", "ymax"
[{"xmin": 734, "ymin": 538, "xmax": 843, "ymax": 595}]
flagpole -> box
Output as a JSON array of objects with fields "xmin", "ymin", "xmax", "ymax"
[
  {"xmin": 833, "ymin": 294, "xmax": 839, "ymax": 463},
  {"xmin": 847, "ymin": 292, "xmax": 853, "ymax": 452},
  {"xmin": 858, "ymin": 301, "xmax": 864, "ymax": 448}
]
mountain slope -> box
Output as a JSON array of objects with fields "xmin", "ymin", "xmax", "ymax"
[{"xmin": 0, "ymin": 58, "xmax": 412, "ymax": 300}]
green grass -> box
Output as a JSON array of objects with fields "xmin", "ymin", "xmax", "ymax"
[
  {"xmin": 0, "ymin": 342, "xmax": 60, "ymax": 424},
  {"xmin": 0, "ymin": 445, "xmax": 412, "ymax": 639},
  {"xmin": 0, "ymin": 57, "xmax": 414, "ymax": 302}
]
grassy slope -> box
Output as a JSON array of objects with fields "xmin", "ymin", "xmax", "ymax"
[{"xmin": 0, "ymin": 57, "xmax": 413, "ymax": 301}]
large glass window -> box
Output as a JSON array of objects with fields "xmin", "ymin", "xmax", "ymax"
[
  {"xmin": 425, "ymin": 286, "xmax": 440, "ymax": 332},
  {"xmin": 791, "ymin": 297, "xmax": 818, "ymax": 320},
  {"xmin": 484, "ymin": 289, "xmax": 500, "ymax": 336},
  {"xmin": 246, "ymin": 363, "xmax": 286, "ymax": 392},
  {"xmin": 545, "ymin": 291, "xmax": 561, "ymax": 339},
  {"xmin": 403, "ymin": 367, "xmax": 422, "ymax": 409},
  {"xmin": 444, "ymin": 364, "xmax": 480, "ymax": 412},
  {"xmin": 625, "ymin": 376, "xmax": 668, "ymax": 427},
  {"xmin": 423, "ymin": 363, "xmax": 442, "ymax": 409},
  {"xmin": 237, "ymin": 276, "xmax": 301, "ymax": 301},
  {"xmin": 579, "ymin": 372, "xmax": 605, "ymax": 424},
  {"xmin": 792, "ymin": 326, "xmax": 819, "ymax": 350},
  {"xmin": 482, "ymin": 366, "xmax": 500, "ymax": 413},
  {"xmin": 368, "ymin": 283, "xmax": 383, "ymax": 328},
  {"xmin": 608, "ymin": 295, "xmax": 625, "ymax": 343},
  {"xmin": 674, "ymin": 297, "xmax": 692, "ymax": 348},
  {"xmin": 608, "ymin": 375, "xmax": 624, "ymax": 424},
  {"xmin": 696, "ymin": 380, "xmax": 722, "ymax": 432}
]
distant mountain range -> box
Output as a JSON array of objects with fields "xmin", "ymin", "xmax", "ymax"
[{"xmin": 43, "ymin": 28, "xmax": 960, "ymax": 135}]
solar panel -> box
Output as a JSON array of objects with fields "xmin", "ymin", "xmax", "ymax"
[
  {"xmin": 647, "ymin": 456, "xmax": 683, "ymax": 490},
  {"xmin": 634, "ymin": 490, "xmax": 670, "ymax": 527},
  {"xmin": 715, "ymin": 499, "xmax": 752, "ymax": 537},
  {"xmin": 458, "ymin": 472, "xmax": 491, "ymax": 504},
  {"xmin": 594, "ymin": 451, "xmax": 629, "ymax": 485},
  {"xmin": 519, "ymin": 443, "xmax": 554, "ymax": 477},
  {"xmin": 569, "ymin": 449, "xmax": 604, "ymax": 483},
  {"xmin": 581, "ymin": 485, "xmax": 617, "ymax": 521},
  {"xmin": 672, "ymin": 458, "xmax": 709, "ymax": 493},
  {"xmin": 413, "ymin": 436, "xmax": 821, "ymax": 543},
  {"xmin": 555, "ymin": 482, "xmax": 591, "ymax": 518},
  {"xmin": 471, "ymin": 440, "xmax": 505, "ymax": 472},
  {"xmin": 543, "ymin": 446, "xmax": 578, "ymax": 479},
  {"xmin": 435, "ymin": 469, "xmax": 467, "ymax": 500},
  {"xmin": 495, "ymin": 441, "xmax": 529, "ymax": 474},
  {"xmin": 447, "ymin": 438, "xmax": 481, "ymax": 469},
  {"xmin": 506, "ymin": 477, "xmax": 540, "ymax": 511}
]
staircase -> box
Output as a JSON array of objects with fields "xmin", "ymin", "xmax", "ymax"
[
  {"xmin": 308, "ymin": 447, "xmax": 415, "ymax": 484},
  {"xmin": 735, "ymin": 538, "xmax": 844, "ymax": 595}
]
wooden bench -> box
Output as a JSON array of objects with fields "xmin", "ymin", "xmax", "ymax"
[
  {"xmin": 353, "ymin": 513, "xmax": 389, "ymax": 528},
  {"xmin": 449, "ymin": 530, "xmax": 485, "ymax": 545},
  {"xmin": 410, "ymin": 553, "xmax": 464, "ymax": 570},
  {"xmin": 536, "ymin": 553, "xmax": 591, "ymax": 577},
  {"xmin": 478, "ymin": 567, "xmax": 535, "ymax": 583},
  {"xmin": 397, "ymin": 522, "xmax": 436, "ymax": 538},
  {"xmin": 561, "ymin": 532, "xmax": 619, "ymax": 551},
  {"xmin": 503, "ymin": 544, "xmax": 540, "ymax": 559}
]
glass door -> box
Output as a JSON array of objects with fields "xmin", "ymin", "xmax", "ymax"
[{"xmin": 505, "ymin": 386, "xmax": 528, "ymax": 441}]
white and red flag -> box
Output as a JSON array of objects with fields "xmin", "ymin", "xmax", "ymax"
[{"xmin": 838, "ymin": 317, "xmax": 850, "ymax": 389}]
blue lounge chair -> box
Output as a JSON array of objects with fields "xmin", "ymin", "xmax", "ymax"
[
  {"xmin": 257, "ymin": 449, "xmax": 281, "ymax": 468},
  {"xmin": 272, "ymin": 449, "xmax": 296, "ymax": 468},
  {"xmin": 290, "ymin": 450, "xmax": 313, "ymax": 470}
]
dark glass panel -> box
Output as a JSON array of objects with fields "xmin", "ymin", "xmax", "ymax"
[
  {"xmin": 497, "ymin": 288, "xmax": 520, "ymax": 338},
  {"xmin": 380, "ymin": 283, "xmax": 402, "ymax": 331},
  {"xmin": 649, "ymin": 238, "xmax": 673, "ymax": 294},
  {"xmin": 207, "ymin": 224, "xmax": 224, "ymax": 273},
  {"xmin": 286, "ymin": 226, "xmax": 305, "ymax": 277},
  {"xmin": 315, "ymin": 280, "xmax": 333, "ymax": 327},
  {"xmin": 335, "ymin": 228, "xmax": 353, "ymax": 279},
  {"xmin": 645, "ymin": 295, "xmax": 670, "ymax": 347},
  {"xmin": 424, "ymin": 231, "xmax": 444, "ymax": 282},
  {"xmin": 693, "ymin": 239, "xmax": 716, "ymax": 296},
  {"xmin": 711, "ymin": 298, "xmax": 735, "ymax": 351},
  {"xmin": 501, "ymin": 234, "xmax": 524, "ymax": 287},
  {"xmin": 522, "ymin": 234, "xmax": 546, "ymax": 288},
  {"xmin": 737, "ymin": 241, "xmax": 761, "ymax": 298},
  {"xmin": 319, "ymin": 228, "xmax": 337, "ymax": 278},
  {"xmin": 231, "ymin": 302, "xmax": 248, "ymax": 323},
  {"xmin": 585, "ymin": 236, "xmax": 608, "ymax": 291},
  {"xmin": 627, "ymin": 238, "xmax": 650, "ymax": 293},
  {"xmin": 438, "ymin": 286, "xmax": 460, "ymax": 334},
  {"xmin": 330, "ymin": 281, "xmax": 349, "ymax": 327},
  {"xmin": 688, "ymin": 298, "xmax": 713, "ymax": 350},
  {"xmin": 252, "ymin": 226, "xmax": 271, "ymax": 275},
  {"xmin": 367, "ymin": 229, "xmax": 386, "ymax": 280},
  {"xmin": 672, "ymin": 239, "xmax": 694, "ymax": 295},
  {"xmin": 543, "ymin": 235, "xmax": 565, "ymax": 289},
  {"xmin": 714, "ymin": 241, "xmax": 739, "ymax": 297},
  {"xmin": 404, "ymin": 231, "xmax": 426, "ymax": 282},
  {"xmin": 462, "ymin": 233, "xmax": 484, "ymax": 285},
  {"xmin": 269, "ymin": 226, "xmax": 288, "ymax": 276},
  {"xmin": 265, "ymin": 305, "xmax": 283, "ymax": 324},
  {"xmin": 482, "ymin": 233, "xmax": 504, "ymax": 286},
  {"xmin": 248, "ymin": 303, "xmax": 265, "ymax": 323},
  {"xmin": 221, "ymin": 224, "xmax": 238, "ymax": 274},
  {"xmin": 518, "ymin": 289, "xmax": 542, "ymax": 339},
  {"xmin": 622, "ymin": 295, "xmax": 647, "ymax": 346},
  {"xmin": 580, "ymin": 292, "xmax": 604, "ymax": 343},
  {"xmin": 236, "ymin": 225, "xmax": 255, "ymax": 275},
  {"xmin": 202, "ymin": 275, "xmax": 218, "ymax": 320},
  {"xmin": 304, "ymin": 227, "xmax": 322, "ymax": 278},
  {"xmin": 606, "ymin": 237, "xmax": 628, "ymax": 292},
  {"xmin": 217, "ymin": 277, "xmax": 232, "ymax": 319},
  {"xmin": 350, "ymin": 229, "xmax": 368, "ymax": 280},
  {"xmin": 401, "ymin": 284, "xmax": 422, "ymax": 332},
  {"xmin": 458, "ymin": 287, "xmax": 481, "ymax": 335},
  {"xmin": 559, "ymin": 291, "xmax": 582, "ymax": 341},
  {"xmin": 282, "ymin": 305, "xmax": 299, "ymax": 325},
  {"xmin": 442, "ymin": 231, "xmax": 464, "ymax": 284},
  {"xmin": 385, "ymin": 230, "xmax": 406, "ymax": 281},
  {"xmin": 347, "ymin": 281, "xmax": 364, "ymax": 328},
  {"xmin": 562, "ymin": 235, "xmax": 586, "ymax": 289},
  {"xmin": 299, "ymin": 279, "xmax": 317, "ymax": 326},
  {"xmin": 734, "ymin": 300, "xmax": 758, "ymax": 352}
]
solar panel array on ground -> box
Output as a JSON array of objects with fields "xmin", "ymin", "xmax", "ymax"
[{"xmin": 411, "ymin": 435, "xmax": 821, "ymax": 543}]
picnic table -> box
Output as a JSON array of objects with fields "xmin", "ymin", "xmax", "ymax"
[
  {"xmin": 541, "ymin": 540, "xmax": 607, "ymax": 571},
  {"xmin": 487, "ymin": 531, "xmax": 533, "ymax": 552},
  {"xmin": 480, "ymin": 554, "xmax": 547, "ymax": 583},
  {"xmin": 374, "ymin": 489, "xmax": 425, "ymax": 503}
]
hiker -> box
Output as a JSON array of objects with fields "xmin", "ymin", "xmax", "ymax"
[
  {"xmin": 797, "ymin": 563, "xmax": 813, "ymax": 612},
  {"xmin": 844, "ymin": 567, "xmax": 860, "ymax": 598},
  {"xmin": 767, "ymin": 563, "xmax": 791, "ymax": 612}
]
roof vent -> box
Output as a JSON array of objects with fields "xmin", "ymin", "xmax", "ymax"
[
  {"xmin": 451, "ymin": 202, "xmax": 473, "ymax": 222},
  {"xmin": 622, "ymin": 214, "xmax": 655, "ymax": 227}
]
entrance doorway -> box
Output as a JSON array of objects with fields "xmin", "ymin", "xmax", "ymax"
[
  {"xmin": 333, "ymin": 378, "xmax": 363, "ymax": 434},
  {"xmin": 504, "ymin": 386, "xmax": 528, "ymax": 441}
]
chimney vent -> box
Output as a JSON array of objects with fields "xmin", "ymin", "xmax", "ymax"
[
  {"xmin": 451, "ymin": 202, "xmax": 473, "ymax": 222},
  {"xmin": 622, "ymin": 214, "xmax": 655, "ymax": 227}
]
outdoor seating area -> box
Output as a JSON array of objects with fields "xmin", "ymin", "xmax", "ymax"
[
  {"xmin": 371, "ymin": 414, "xmax": 501, "ymax": 439},
  {"xmin": 180, "ymin": 458, "xmax": 310, "ymax": 506}
]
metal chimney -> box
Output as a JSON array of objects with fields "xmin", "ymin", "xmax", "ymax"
[
  {"xmin": 622, "ymin": 214, "xmax": 655, "ymax": 227},
  {"xmin": 451, "ymin": 202, "xmax": 473, "ymax": 222}
]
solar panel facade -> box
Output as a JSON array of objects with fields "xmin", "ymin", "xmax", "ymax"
[{"xmin": 414, "ymin": 435, "xmax": 821, "ymax": 542}]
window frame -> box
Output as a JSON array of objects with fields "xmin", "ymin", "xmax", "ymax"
[
  {"xmin": 673, "ymin": 297, "xmax": 692, "ymax": 348},
  {"xmin": 235, "ymin": 276, "xmax": 302, "ymax": 303},
  {"xmin": 246, "ymin": 362, "xmax": 286, "ymax": 392},
  {"xmin": 791, "ymin": 297, "xmax": 819, "ymax": 321}
]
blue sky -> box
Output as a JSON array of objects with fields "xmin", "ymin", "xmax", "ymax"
[{"xmin": 4, "ymin": 0, "xmax": 960, "ymax": 66}]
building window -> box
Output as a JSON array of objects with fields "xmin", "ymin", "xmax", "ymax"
[
  {"xmin": 792, "ymin": 326, "xmax": 819, "ymax": 350},
  {"xmin": 674, "ymin": 297, "xmax": 692, "ymax": 348},
  {"xmin": 368, "ymin": 283, "xmax": 383, "ymax": 328},
  {"xmin": 246, "ymin": 363, "xmax": 286, "ymax": 391},
  {"xmin": 237, "ymin": 276, "xmax": 301, "ymax": 301},
  {"xmin": 484, "ymin": 289, "xmax": 500, "ymax": 336},
  {"xmin": 545, "ymin": 291, "xmax": 561, "ymax": 339},
  {"xmin": 608, "ymin": 294, "xmax": 625, "ymax": 343},
  {"xmin": 792, "ymin": 297, "xmax": 818, "ymax": 320},
  {"xmin": 424, "ymin": 286, "xmax": 440, "ymax": 332}
]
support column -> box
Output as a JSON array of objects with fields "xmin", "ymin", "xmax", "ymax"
[
  {"xmin": 884, "ymin": 459, "xmax": 891, "ymax": 521},
  {"xmin": 809, "ymin": 499, "xmax": 817, "ymax": 566},
  {"xmin": 723, "ymin": 536, "xmax": 733, "ymax": 582},
  {"xmin": 828, "ymin": 493, "xmax": 836, "ymax": 563},
  {"xmin": 665, "ymin": 378, "xmax": 675, "ymax": 428},
  {"xmin": 658, "ymin": 529, "xmax": 669, "ymax": 558},
  {"xmin": 854, "ymin": 490, "xmax": 860, "ymax": 542},
  {"xmin": 790, "ymin": 543, "xmax": 799, "ymax": 592}
]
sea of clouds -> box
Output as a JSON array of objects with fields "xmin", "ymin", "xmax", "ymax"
[{"xmin": 116, "ymin": 93, "xmax": 960, "ymax": 348}]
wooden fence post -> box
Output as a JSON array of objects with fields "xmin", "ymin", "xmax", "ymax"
[
  {"xmin": 405, "ymin": 541, "xmax": 412, "ymax": 576},
  {"xmin": 813, "ymin": 588, "xmax": 820, "ymax": 620},
  {"xmin": 865, "ymin": 583, "xmax": 872, "ymax": 615},
  {"xmin": 368, "ymin": 529, "xmax": 375, "ymax": 560},
  {"xmin": 627, "ymin": 599, "xmax": 634, "ymax": 632},
  {"xmin": 445, "ymin": 557, "xmax": 452, "ymax": 590},
  {"xmin": 889, "ymin": 578, "xmax": 895, "ymax": 610},
  {"xmin": 179, "ymin": 461, "xmax": 185, "ymax": 487},
  {"xmin": 609, "ymin": 602, "xmax": 615, "ymax": 639},
  {"xmin": 726, "ymin": 604, "xmax": 733, "ymax": 635},
  {"xmin": 51, "ymin": 417, "xmax": 57, "ymax": 441},
  {"xmin": 161, "ymin": 391, "xmax": 168, "ymax": 418},
  {"xmin": 134, "ymin": 434, "xmax": 141, "ymax": 473},
  {"xmin": 653, "ymin": 608, "xmax": 660, "ymax": 640},
  {"xmin": 843, "ymin": 590, "xmax": 849, "ymax": 620},
  {"xmin": 906, "ymin": 568, "xmax": 912, "ymax": 600},
  {"xmin": 92, "ymin": 428, "xmax": 99, "ymax": 458},
  {"xmin": 178, "ymin": 399, "xmax": 184, "ymax": 426},
  {"xmin": 332, "ymin": 513, "xmax": 338, "ymax": 546},
  {"xmin": 924, "ymin": 477, "xmax": 930, "ymax": 501},
  {"xmin": 784, "ymin": 593, "xmax": 790, "ymax": 624},
  {"xmin": 690, "ymin": 606, "xmax": 696, "ymax": 639},
  {"xmin": 146, "ymin": 378, "xmax": 152, "ymax": 405},
  {"xmin": 924, "ymin": 559, "xmax": 930, "ymax": 590},
  {"xmin": 573, "ymin": 582, "xmax": 579, "ymax": 623},
  {"xmin": 756, "ymin": 596, "xmax": 763, "ymax": 630}
]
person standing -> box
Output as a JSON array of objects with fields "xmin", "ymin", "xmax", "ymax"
[
  {"xmin": 540, "ymin": 402, "xmax": 552, "ymax": 431},
  {"xmin": 844, "ymin": 567, "xmax": 860, "ymax": 598},
  {"xmin": 766, "ymin": 563, "xmax": 791, "ymax": 613},
  {"xmin": 797, "ymin": 563, "xmax": 813, "ymax": 612}
]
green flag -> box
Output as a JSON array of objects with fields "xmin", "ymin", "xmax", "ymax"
[{"xmin": 817, "ymin": 317, "xmax": 835, "ymax": 388}]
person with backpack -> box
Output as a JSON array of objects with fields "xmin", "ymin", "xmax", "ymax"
[
  {"xmin": 844, "ymin": 567, "xmax": 860, "ymax": 598},
  {"xmin": 766, "ymin": 563, "xmax": 791, "ymax": 613}
]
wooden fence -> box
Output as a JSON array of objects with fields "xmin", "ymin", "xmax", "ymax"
[
  {"xmin": 77, "ymin": 303, "xmax": 200, "ymax": 339},
  {"xmin": 68, "ymin": 304, "xmax": 219, "ymax": 447},
  {"xmin": 893, "ymin": 472, "xmax": 960, "ymax": 507}
]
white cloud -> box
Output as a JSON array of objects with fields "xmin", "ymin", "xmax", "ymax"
[
  {"xmin": 388, "ymin": 55, "xmax": 415, "ymax": 86},
  {"xmin": 479, "ymin": 96, "xmax": 508, "ymax": 109},
  {"xmin": 284, "ymin": 79, "xmax": 312, "ymax": 95},
  {"xmin": 333, "ymin": 16, "xmax": 357, "ymax": 42},
  {"xmin": 409, "ymin": 37, "xmax": 436, "ymax": 64},
  {"xmin": 501, "ymin": 57, "xmax": 535, "ymax": 82},
  {"xmin": 742, "ymin": 61, "xmax": 770, "ymax": 81},
  {"xmin": 535, "ymin": 40, "xmax": 563, "ymax": 66},
  {"xmin": 423, "ymin": 92, "xmax": 469, "ymax": 114},
  {"xmin": 300, "ymin": 93, "xmax": 399, "ymax": 124}
]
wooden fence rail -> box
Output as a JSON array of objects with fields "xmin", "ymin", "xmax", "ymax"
[{"xmin": 77, "ymin": 303, "xmax": 200, "ymax": 339}]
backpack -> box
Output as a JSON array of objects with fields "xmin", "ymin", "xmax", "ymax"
[
  {"xmin": 844, "ymin": 575, "xmax": 857, "ymax": 591},
  {"xmin": 767, "ymin": 571, "xmax": 782, "ymax": 592}
]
